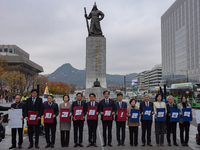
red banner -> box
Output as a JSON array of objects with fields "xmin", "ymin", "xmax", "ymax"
[
  {"xmin": 117, "ymin": 108, "xmax": 127, "ymax": 122},
  {"xmin": 87, "ymin": 106, "xmax": 97, "ymax": 120},
  {"xmin": 44, "ymin": 109, "xmax": 53, "ymax": 123},
  {"xmin": 103, "ymin": 107, "xmax": 113, "ymax": 120},
  {"xmin": 60, "ymin": 108, "xmax": 70, "ymax": 122},
  {"xmin": 28, "ymin": 111, "xmax": 38, "ymax": 125},
  {"xmin": 74, "ymin": 106, "xmax": 83, "ymax": 120}
]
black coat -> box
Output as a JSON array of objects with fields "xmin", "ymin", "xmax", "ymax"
[
  {"xmin": 166, "ymin": 103, "xmax": 177, "ymax": 123},
  {"xmin": 99, "ymin": 98, "xmax": 116, "ymax": 120},
  {"xmin": 139, "ymin": 101, "xmax": 154, "ymax": 122},
  {"xmin": 42, "ymin": 102, "xmax": 59, "ymax": 123},
  {"xmin": 0, "ymin": 105, "xmax": 10, "ymax": 111}
]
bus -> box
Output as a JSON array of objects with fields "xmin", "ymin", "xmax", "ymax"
[{"xmin": 170, "ymin": 82, "xmax": 200, "ymax": 108}]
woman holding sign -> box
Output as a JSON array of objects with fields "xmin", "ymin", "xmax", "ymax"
[
  {"xmin": 177, "ymin": 95, "xmax": 191, "ymax": 147},
  {"xmin": 127, "ymin": 98, "xmax": 139, "ymax": 146},
  {"xmin": 59, "ymin": 94, "xmax": 72, "ymax": 147},
  {"xmin": 154, "ymin": 93, "xmax": 167, "ymax": 147}
]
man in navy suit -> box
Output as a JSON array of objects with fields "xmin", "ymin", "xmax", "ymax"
[
  {"xmin": 139, "ymin": 94, "xmax": 154, "ymax": 146},
  {"xmin": 71, "ymin": 93, "xmax": 87, "ymax": 147},
  {"xmin": 42, "ymin": 95, "xmax": 59, "ymax": 148},
  {"xmin": 86, "ymin": 93, "xmax": 99, "ymax": 147},
  {"xmin": 24, "ymin": 89, "xmax": 42, "ymax": 149},
  {"xmin": 99, "ymin": 91, "xmax": 115, "ymax": 147},
  {"xmin": 115, "ymin": 93, "xmax": 127, "ymax": 146}
]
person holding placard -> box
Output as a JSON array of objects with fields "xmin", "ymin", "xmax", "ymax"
[
  {"xmin": 166, "ymin": 96, "xmax": 179, "ymax": 146},
  {"xmin": 127, "ymin": 98, "xmax": 139, "ymax": 146},
  {"xmin": 24, "ymin": 89, "xmax": 42, "ymax": 149},
  {"xmin": 59, "ymin": 94, "xmax": 72, "ymax": 147},
  {"xmin": 71, "ymin": 93, "xmax": 87, "ymax": 147},
  {"xmin": 154, "ymin": 93, "xmax": 167, "ymax": 147},
  {"xmin": 140, "ymin": 94, "xmax": 154, "ymax": 146},
  {"xmin": 8, "ymin": 95, "xmax": 24, "ymax": 149},
  {"xmin": 177, "ymin": 95, "xmax": 191, "ymax": 147},
  {"xmin": 42, "ymin": 95, "xmax": 58, "ymax": 148},
  {"xmin": 86, "ymin": 93, "xmax": 99, "ymax": 147},
  {"xmin": 115, "ymin": 93, "xmax": 127, "ymax": 146},
  {"xmin": 99, "ymin": 91, "xmax": 115, "ymax": 147}
]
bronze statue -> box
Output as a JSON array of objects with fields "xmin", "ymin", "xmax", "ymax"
[{"xmin": 84, "ymin": 3, "xmax": 104, "ymax": 36}]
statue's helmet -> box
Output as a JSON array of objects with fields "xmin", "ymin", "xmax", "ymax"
[{"xmin": 92, "ymin": 2, "xmax": 98, "ymax": 11}]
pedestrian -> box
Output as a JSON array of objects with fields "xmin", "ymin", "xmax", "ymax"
[
  {"xmin": 86, "ymin": 93, "xmax": 99, "ymax": 147},
  {"xmin": 177, "ymin": 95, "xmax": 191, "ymax": 147},
  {"xmin": 60, "ymin": 94, "xmax": 72, "ymax": 147},
  {"xmin": 127, "ymin": 98, "xmax": 139, "ymax": 146},
  {"xmin": 8, "ymin": 95, "xmax": 24, "ymax": 149},
  {"xmin": 24, "ymin": 89, "xmax": 42, "ymax": 149},
  {"xmin": 154, "ymin": 93, "xmax": 167, "ymax": 147},
  {"xmin": 5, "ymin": 95, "xmax": 8, "ymax": 103},
  {"xmin": 43, "ymin": 95, "xmax": 58, "ymax": 148},
  {"xmin": 115, "ymin": 93, "xmax": 127, "ymax": 146},
  {"xmin": 166, "ymin": 95, "xmax": 179, "ymax": 146}
]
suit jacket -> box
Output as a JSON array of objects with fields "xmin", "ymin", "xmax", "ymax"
[
  {"xmin": 166, "ymin": 103, "xmax": 177, "ymax": 123},
  {"xmin": 71, "ymin": 100, "xmax": 87, "ymax": 121},
  {"xmin": 60, "ymin": 102, "xmax": 71, "ymax": 131},
  {"xmin": 114, "ymin": 101, "xmax": 127, "ymax": 121},
  {"xmin": 139, "ymin": 101, "xmax": 154, "ymax": 122},
  {"xmin": 24, "ymin": 97, "xmax": 43, "ymax": 118},
  {"xmin": 42, "ymin": 102, "xmax": 59, "ymax": 123},
  {"xmin": 99, "ymin": 98, "xmax": 116, "ymax": 120},
  {"xmin": 87, "ymin": 101, "xmax": 99, "ymax": 120}
]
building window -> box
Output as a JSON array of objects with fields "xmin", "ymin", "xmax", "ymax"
[
  {"xmin": 0, "ymin": 48, "xmax": 2, "ymax": 52},
  {"xmin": 4, "ymin": 47, "xmax": 8, "ymax": 52},
  {"xmin": 9, "ymin": 48, "xmax": 12, "ymax": 53}
]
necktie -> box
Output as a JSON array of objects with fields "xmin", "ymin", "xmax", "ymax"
[
  {"xmin": 79, "ymin": 101, "xmax": 81, "ymax": 106},
  {"xmin": 146, "ymin": 102, "xmax": 148, "ymax": 107},
  {"xmin": 93, "ymin": 102, "xmax": 95, "ymax": 106},
  {"xmin": 32, "ymin": 98, "xmax": 35, "ymax": 105},
  {"xmin": 106, "ymin": 99, "xmax": 108, "ymax": 107},
  {"xmin": 119, "ymin": 102, "xmax": 122, "ymax": 108}
]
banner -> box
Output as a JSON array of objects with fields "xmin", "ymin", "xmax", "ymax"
[
  {"xmin": 28, "ymin": 111, "xmax": 38, "ymax": 125},
  {"xmin": 74, "ymin": 106, "xmax": 83, "ymax": 120},
  {"xmin": 44, "ymin": 109, "xmax": 53, "ymax": 123},
  {"xmin": 156, "ymin": 108, "xmax": 166, "ymax": 121},
  {"xmin": 182, "ymin": 108, "xmax": 192, "ymax": 121},
  {"xmin": 87, "ymin": 106, "xmax": 97, "ymax": 120},
  {"xmin": 60, "ymin": 108, "xmax": 70, "ymax": 122},
  {"xmin": 8, "ymin": 109, "xmax": 23, "ymax": 128},
  {"xmin": 103, "ymin": 107, "xmax": 113, "ymax": 120},
  {"xmin": 170, "ymin": 108, "xmax": 180, "ymax": 122},
  {"xmin": 130, "ymin": 109, "xmax": 139, "ymax": 122},
  {"xmin": 143, "ymin": 107, "xmax": 152, "ymax": 120},
  {"xmin": 117, "ymin": 108, "xmax": 127, "ymax": 122}
]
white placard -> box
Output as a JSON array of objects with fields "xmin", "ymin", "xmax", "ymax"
[
  {"xmin": 89, "ymin": 110, "xmax": 95, "ymax": 115},
  {"xmin": 104, "ymin": 111, "xmax": 111, "ymax": 116},
  {"xmin": 75, "ymin": 110, "xmax": 82, "ymax": 116},
  {"xmin": 196, "ymin": 110, "xmax": 200, "ymax": 124},
  {"xmin": 8, "ymin": 109, "xmax": 23, "ymax": 128}
]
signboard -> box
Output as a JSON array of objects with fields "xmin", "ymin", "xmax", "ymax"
[
  {"xmin": 28, "ymin": 111, "xmax": 38, "ymax": 125},
  {"xmin": 182, "ymin": 108, "xmax": 192, "ymax": 121},
  {"xmin": 170, "ymin": 108, "xmax": 180, "ymax": 122},
  {"xmin": 130, "ymin": 109, "xmax": 139, "ymax": 122},
  {"xmin": 103, "ymin": 107, "xmax": 113, "ymax": 120},
  {"xmin": 143, "ymin": 107, "xmax": 152, "ymax": 120},
  {"xmin": 117, "ymin": 108, "xmax": 126, "ymax": 122},
  {"xmin": 87, "ymin": 106, "xmax": 97, "ymax": 120},
  {"xmin": 60, "ymin": 108, "xmax": 70, "ymax": 122},
  {"xmin": 156, "ymin": 108, "xmax": 166, "ymax": 121},
  {"xmin": 74, "ymin": 106, "xmax": 83, "ymax": 120},
  {"xmin": 44, "ymin": 109, "xmax": 53, "ymax": 123}
]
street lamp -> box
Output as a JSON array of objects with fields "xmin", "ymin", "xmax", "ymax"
[{"xmin": 181, "ymin": 70, "xmax": 188, "ymax": 82}]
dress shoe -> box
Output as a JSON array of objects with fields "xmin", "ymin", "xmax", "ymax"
[
  {"xmin": 28, "ymin": 145, "xmax": 33, "ymax": 149},
  {"xmin": 66, "ymin": 145, "xmax": 69, "ymax": 147},
  {"xmin": 130, "ymin": 144, "xmax": 133, "ymax": 146},
  {"xmin": 185, "ymin": 143, "xmax": 189, "ymax": 147},
  {"xmin": 61, "ymin": 145, "xmax": 65, "ymax": 147},
  {"xmin": 45, "ymin": 144, "xmax": 51, "ymax": 148},
  {"xmin": 79, "ymin": 143, "xmax": 83, "ymax": 147},
  {"xmin": 87, "ymin": 143, "xmax": 92, "ymax": 147},
  {"xmin": 160, "ymin": 144, "xmax": 164, "ymax": 147},
  {"xmin": 147, "ymin": 143, "xmax": 153, "ymax": 146},
  {"xmin": 108, "ymin": 143, "xmax": 112, "ymax": 147},
  {"xmin": 182, "ymin": 143, "xmax": 185, "ymax": 146},
  {"xmin": 168, "ymin": 143, "xmax": 171, "ymax": 146},
  {"xmin": 121, "ymin": 143, "xmax": 125, "ymax": 146},
  {"xmin": 9, "ymin": 145, "xmax": 16, "ymax": 149},
  {"xmin": 103, "ymin": 144, "xmax": 106, "ymax": 147},
  {"xmin": 157, "ymin": 144, "xmax": 160, "ymax": 147},
  {"xmin": 93, "ymin": 143, "xmax": 98, "ymax": 147},
  {"xmin": 18, "ymin": 145, "xmax": 22, "ymax": 149},
  {"xmin": 35, "ymin": 145, "xmax": 40, "ymax": 149},
  {"xmin": 51, "ymin": 145, "xmax": 54, "ymax": 148},
  {"xmin": 135, "ymin": 144, "xmax": 138, "ymax": 146},
  {"xmin": 174, "ymin": 143, "xmax": 179, "ymax": 146},
  {"xmin": 142, "ymin": 143, "xmax": 145, "ymax": 146},
  {"xmin": 74, "ymin": 143, "xmax": 78, "ymax": 147},
  {"xmin": 117, "ymin": 143, "xmax": 121, "ymax": 146}
]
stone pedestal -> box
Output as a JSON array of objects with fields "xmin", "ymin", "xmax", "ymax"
[{"xmin": 85, "ymin": 36, "xmax": 107, "ymax": 98}]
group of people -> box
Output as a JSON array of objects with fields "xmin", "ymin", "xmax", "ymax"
[{"xmin": 6, "ymin": 89, "xmax": 192, "ymax": 149}]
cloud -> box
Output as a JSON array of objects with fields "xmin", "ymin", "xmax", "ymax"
[{"xmin": 0, "ymin": 0, "xmax": 175, "ymax": 75}]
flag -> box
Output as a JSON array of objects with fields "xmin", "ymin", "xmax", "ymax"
[{"xmin": 158, "ymin": 86, "xmax": 165, "ymax": 102}]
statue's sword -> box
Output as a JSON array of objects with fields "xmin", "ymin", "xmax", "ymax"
[{"xmin": 84, "ymin": 7, "xmax": 90, "ymax": 35}]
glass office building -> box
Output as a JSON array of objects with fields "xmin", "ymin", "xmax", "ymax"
[{"xmin": 161, "ymin": 0, "xmax": 200, "ymax": 84}]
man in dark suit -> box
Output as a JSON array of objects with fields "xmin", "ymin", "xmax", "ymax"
[
  {"xmin": 8, "ymin": 95, "xmax": 24, "ymax": 149},
  {"xmin": 166, "ymin": 96, "xmax": 179, "ymax": 146},
  {"xmin": 24, "ymin": 89, "xmax": 42, "ymax": 149},
  {"xmin": 42, "ymin": 95, "xmax": 58, "ymax": 148},
  {"xmin": 140, "ymin": 94, "xmax": 154, "ymax": 146},
  {"xmin": 71, "ymin": 93, "xmax": 87, "ymax": 147},
  {"xmin": 86, "ymin": 93, "xmax": 99, "ymax": 147},
  {"xmin": 99, "ymin": 91, "xmax": 115, "ymax": 147},
  {"xmin": 115, "ymin": 93, "xmax": 127, "ymax": 146}
]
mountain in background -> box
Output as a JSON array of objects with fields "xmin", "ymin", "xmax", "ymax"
[{"xmin": 47, "ymin": 63, "xmax": 138, "ymax": 87}]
